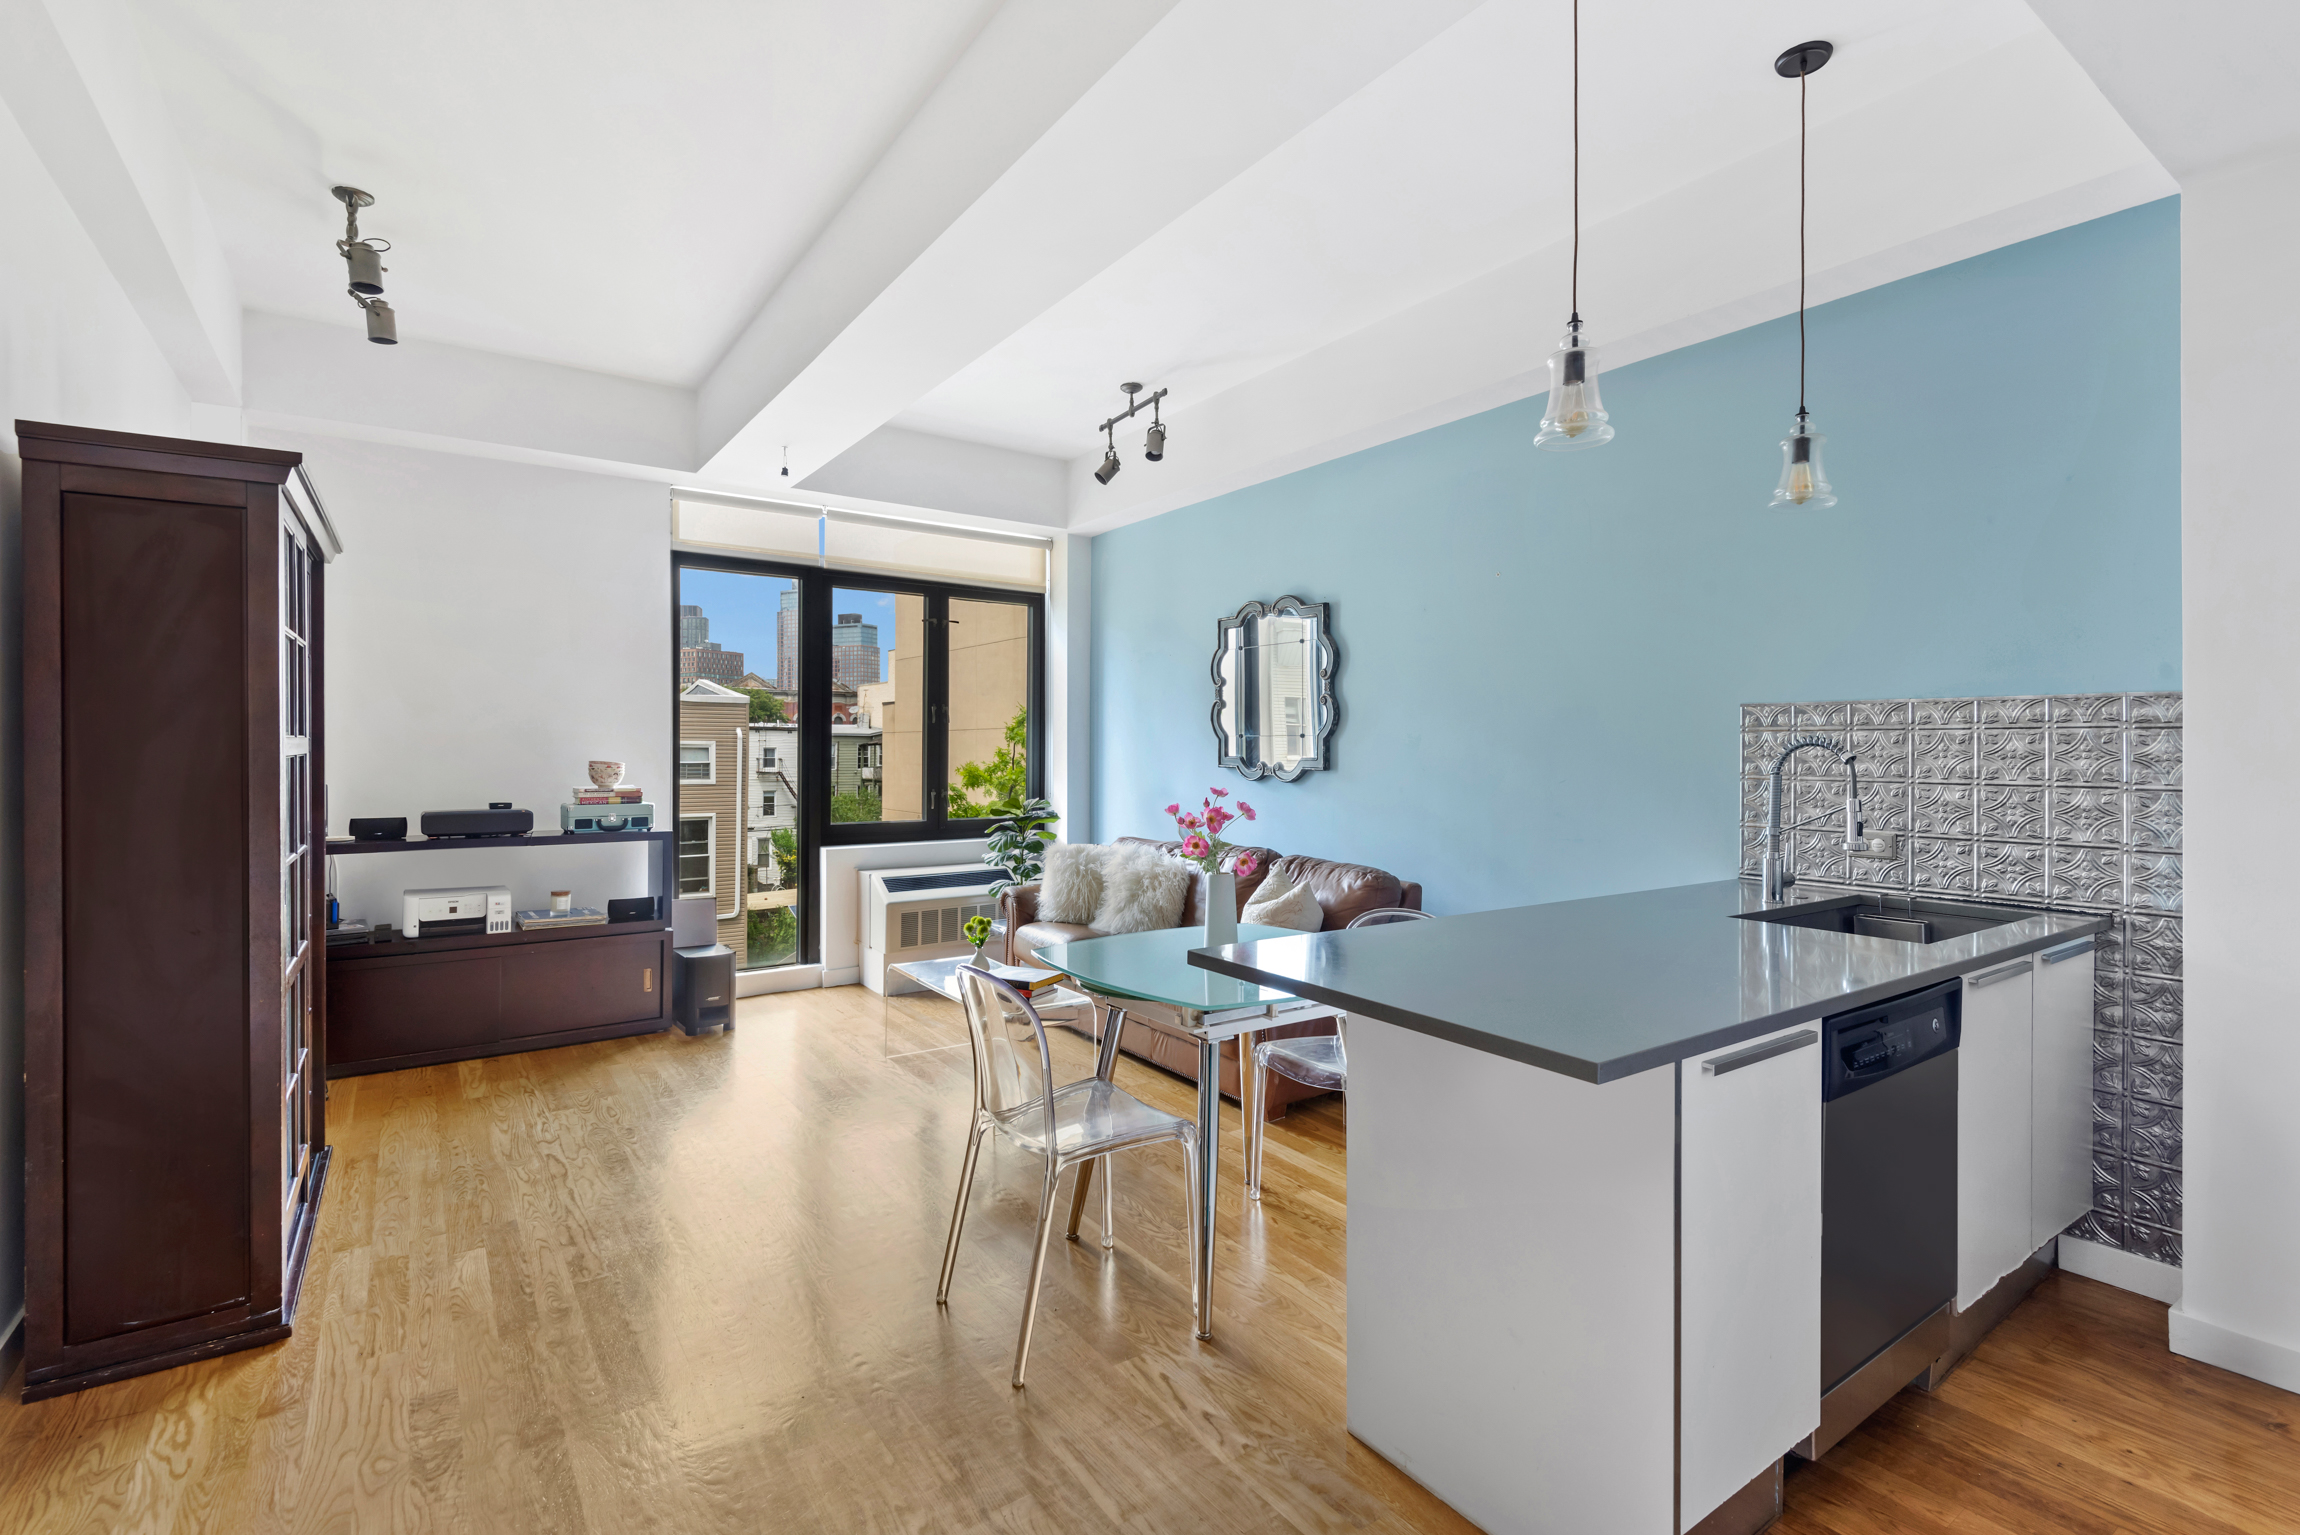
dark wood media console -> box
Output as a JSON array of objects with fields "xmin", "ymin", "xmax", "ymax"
[{"xmin": 325, "ymin": 830, "xmax": 679, "ymax": 1076}]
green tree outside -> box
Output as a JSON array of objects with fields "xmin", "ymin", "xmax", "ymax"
[
  {"xmin": 744, "ymin": 689, "xmax": 788, "ymax": 723},
  {"xmin": 948, "ymin": 708, "xmax": 1029, "ymax": 818}
]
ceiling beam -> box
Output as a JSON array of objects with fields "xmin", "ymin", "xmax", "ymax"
[
  {"xmin": 0, "ymin": 0, "xmax": 242, "ymax": 404},
  {"xmin": 698, "ymin": 0, "xmax": 1483, "ymax": 489},
  {"xmin": 2028, "ymin": 0, "xmax": 2300, "ymax": 179}
]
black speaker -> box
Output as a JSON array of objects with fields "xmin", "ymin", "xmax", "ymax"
[
  {"xmin": 419, "ymin": 807, "xmax": 533, "ymax": 838},
  {"xmin": 349, "ymin": 817, "xmax": 406, "ymax": 841},
  {"xmin": 675, "ymin": 945, "xmax": 736, "ymax": 1037},
  {"xmin": 608, "ymin": 896, "xmax": 658, "ymax": 924}
]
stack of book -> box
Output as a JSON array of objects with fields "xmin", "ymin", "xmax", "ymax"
[
  {"xmin": 990, "ymin": 963, "xmax": 1068, "ymax": 1002},
  {"xmin": 571, "ymin": 785, "xmax": 645, "ymax": 806},
  {"xmin": 514, "ymin": 906, "xmax": 609, "ymax": 930}
]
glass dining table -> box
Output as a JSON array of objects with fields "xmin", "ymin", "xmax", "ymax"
[{"xmin": 1031, "ymin": 923, "xmax": 1331, "ymax": 1340}]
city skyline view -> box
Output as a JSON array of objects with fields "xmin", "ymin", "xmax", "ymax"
[{"xmin": 679, "ymin": 569, "xmax": 899, "ymax": 690}]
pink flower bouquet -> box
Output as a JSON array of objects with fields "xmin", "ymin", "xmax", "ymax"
[{"xmin": 1163, "ymin": 789, "xmax": 1260, "ymax": 876}]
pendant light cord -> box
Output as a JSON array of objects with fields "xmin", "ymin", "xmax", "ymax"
[
  {"xmin": 1569, "ymin": 0, "xmax": 1581, "ymax": 326},
  {"xmin": 1797, "ymin": 64, "xmax": 1808, "ymax": 420}
]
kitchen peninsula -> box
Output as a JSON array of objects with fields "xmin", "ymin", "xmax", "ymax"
[{"xmin": 1191, "ymin": 879, "xmax": 2108, "ymax": 1535}]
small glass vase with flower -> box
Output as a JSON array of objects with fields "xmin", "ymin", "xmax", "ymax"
[{"xmin": 1164, "ymin": 788, "xmax": 1260, "ymax": 946}]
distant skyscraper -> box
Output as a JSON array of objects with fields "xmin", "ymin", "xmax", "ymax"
[
  {"xmin": 831, "ymin": 612, "xmax": 881, "ymax": 686},
  {"xmin": 677, "ymin": 604, "xmax": 743, "ymax": 684},
  {"xmin": 777, "ymin": 587, "xmax": 800, "ymax": 691}
]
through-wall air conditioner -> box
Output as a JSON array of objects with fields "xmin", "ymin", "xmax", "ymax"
[{"xmin": 861, "ymin": 864, "xmax": 1008, "ymax": 995}]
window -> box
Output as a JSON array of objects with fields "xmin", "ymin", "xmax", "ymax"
[
  {"xmin": 677, "ymin": 815, "xmax": 714, "ymax": 895},
  {"xmin": 762, "ymin": 791, "xmax": 776, "ymax": 817},
  {"xmin": 679, "ymin": 741, "xmax": 716, "ymax": 783},
  {"xmin": 762, "ymin": 746, "xmax": 777, "ymax": 767}
]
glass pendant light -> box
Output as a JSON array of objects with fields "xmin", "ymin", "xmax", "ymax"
[
  {"xmin": 1535, "ymin": 0, "xmax": 1614, "ymax": 451},
  {"xmin": 1769, "ymin": 40, "xmax": 1835, "ymax": 507}
]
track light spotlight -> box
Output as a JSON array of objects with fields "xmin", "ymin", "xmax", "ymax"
[
  {"xmin": 362, "ymin": 296, "xmax": 398, "ymax": 344},
  {"xmin": 332, "ymin": 185, "xmax": 399, "ymax": 343},
  {"xmin": 1093, "ymin": 381, "xmax": 1168, "ymax": 484}
]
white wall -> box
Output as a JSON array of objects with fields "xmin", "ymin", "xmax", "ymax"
[
  {"xmin": 251, "ymin": 435, "xmax": 675, "ymax": 926},
  {"xmin": 0, "ymin": 90, "xmax": 201, "ymax": 1355},
  {"xmin": 2172, "ymin": 135, "xmax": 2300, "ymax": 1393}
]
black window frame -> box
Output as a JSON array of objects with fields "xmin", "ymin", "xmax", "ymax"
[{"xmin": 671, "ymin": 551, "xmax": 1046, "ymax": 968}]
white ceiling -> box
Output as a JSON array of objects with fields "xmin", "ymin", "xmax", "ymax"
[
  {"xmin": 114, "ymin": 0, "xmax": 2202, "ymax": 529},
  {"xmin": 128, "ymin": 0, "xmax": 1006, "ymax": 385}
]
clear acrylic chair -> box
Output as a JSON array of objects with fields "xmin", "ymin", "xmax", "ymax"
[
  {"xmin": 937, "ymin": 966, "xmax": 1202, "ymax": 1387},
  {"xmin": 1245, "ymin": 907, "xmax": 1435, "ymax": 1199}
]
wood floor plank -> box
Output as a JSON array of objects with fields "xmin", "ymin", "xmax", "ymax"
[{"xmin": 1, "ymin": 985, "xmax": 2291, "ymax": 1534}]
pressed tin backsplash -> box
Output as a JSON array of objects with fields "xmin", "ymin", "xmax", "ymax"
[{"xmin": 1741, "ymin": 693, "xmax": 2183, "ymax": 1267}]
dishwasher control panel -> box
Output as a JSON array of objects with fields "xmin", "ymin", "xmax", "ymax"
[{"xmin": 1821, "ymin": 976, "xmax": 1962, "ymax": 1101}]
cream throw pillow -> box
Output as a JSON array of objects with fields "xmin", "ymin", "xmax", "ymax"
[
  {"xmin": 1090, "ymin": 846, "xmax": 1193, "ymax": 934},
  {"xmin": 1037, "ymin": 843, "xmax": 1106, "ymax": 924},
  {"xmin": 1241, "ymin": 867, "xmax": 1324, "ymax": 933}
]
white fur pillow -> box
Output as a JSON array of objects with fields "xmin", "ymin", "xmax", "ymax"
[
  {"xmin": 1037, "ymin": 843, "xmax": 1106, "ymax": 924},
  {"xmin": 1090, "ymin": 846, "xmax": 1193, "ymax": 934},
  {"xmin": 1242, "ymin": 868, "xmax": 1324, "ymax": 932}
]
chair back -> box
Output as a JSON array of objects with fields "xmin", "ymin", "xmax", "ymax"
[
  {"xmin": 957, "ymin": 966, "xmax": 1060, "ymax": 1146},
  {"xmin": 1346, "ymin": 907, "xmax": 1434, "ymax": 929}
]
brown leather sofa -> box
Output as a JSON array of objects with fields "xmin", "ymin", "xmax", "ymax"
[{"xmin": 1000, "ymin": 837, "xmax": 1423, "ymax": 1118}]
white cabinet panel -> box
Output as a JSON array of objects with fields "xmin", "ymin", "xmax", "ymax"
[
  {"xmin": 2032, "ymin": 939, "xmax": 2098, "ymax": 1249},
  {"xmin": 1680, "ymin": 1022, "xmax": 1822, "ymax": 1529},
  {"xmin": 1959, "ymin": 960, "xmax": 2035, "ymax": 1309}
]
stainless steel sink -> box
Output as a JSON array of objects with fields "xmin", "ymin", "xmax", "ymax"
[{"xmin": 1735, "ymin": 894, "xmax": 2032, "ymax": 944}]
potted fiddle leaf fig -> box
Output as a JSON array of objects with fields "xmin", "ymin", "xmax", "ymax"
[{"xmin": 984, "ymin": 797, "xmax": 1058, "ymax": 897}]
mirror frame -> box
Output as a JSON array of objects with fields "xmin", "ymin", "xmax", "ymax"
[{"xmin": 1210, "ymin": 595, "xmax": 1338, "ymax": 781}]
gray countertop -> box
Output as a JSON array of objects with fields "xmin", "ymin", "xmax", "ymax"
[{"xmin": 1186, "ymin": 879, "xmax": 2111, "ymax": 1083}]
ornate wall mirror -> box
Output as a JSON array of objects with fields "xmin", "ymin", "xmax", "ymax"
[{"xmin": 1212, "ymin": 596, "xmax": 1337, "ymax": 780}]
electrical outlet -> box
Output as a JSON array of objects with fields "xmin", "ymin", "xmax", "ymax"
[{"xmin": 1850, "ymin": 832, "xmax": 1900, "ymax": 859}]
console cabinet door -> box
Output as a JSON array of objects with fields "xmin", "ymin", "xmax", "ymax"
[
  {"xmin": 1959, "ymin": 961, "xmax": 2034, "ymax": 1310},
  {"xmin": 2031, "ymin": 939, "xmax": 2098, "ymax": 1248},
  {"xmin": 1679, "ymin": 1021, "xmax": 1822, "ymax": 1529}
]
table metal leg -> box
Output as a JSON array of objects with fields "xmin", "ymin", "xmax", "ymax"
[
  {"xmin": 1238, "ymin": 1028, "xmax": 1262, "ymax": 1201},
  {"xmin": 1195, "ymin": 1036, "xmax": 1220, "ymax": 1339}
]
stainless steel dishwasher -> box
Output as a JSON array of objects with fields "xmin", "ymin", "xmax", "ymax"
[{"xmin": 1799, "ymin": 975, "xmax": 1960, "ymax": 1461}]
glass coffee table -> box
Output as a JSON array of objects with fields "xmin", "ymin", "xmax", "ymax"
[{"xmin": 1031, "ymin": 924, "xmax": 1332, "ymax": 1340}]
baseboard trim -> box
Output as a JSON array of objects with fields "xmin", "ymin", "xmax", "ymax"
[
  {"xmin": 737, "ymin": 963, "xmax": 823, "ymax": 996},
  {"xmin": 822, "ymin": 966, "xmax": 861, "ymax": 988},
  {"xmin": 2058, "ymin": 1234, "xmax": 2184, "ymax": 1305},
  {"xmin": 2169, "ymin": 1307, "xmax": 2300, "ymax": 1395}
]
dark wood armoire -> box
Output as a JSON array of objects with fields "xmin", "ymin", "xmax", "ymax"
[{"xmin": 17, "ymin": 420, "xmax": 335, "ymax": 1400}]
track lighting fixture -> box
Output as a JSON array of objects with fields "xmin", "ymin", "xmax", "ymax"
[
  {"xmin": 1093, "ymin": 382, "xmax": 1168, "ymax": 486},
  {"xmin": 781, "ymin": 445, "xmax": 790, "ymax": 478},
  {"xmin": 332, "ymin": 185, "xmax": 399, "ymax": 345},
  {"xmin": 1769, "ymin": 40, "xmax": 1836, "ymax": 508},
  {"xmin": 1535, "ymin": 0, "xmax": 1614, "ymax": 451}
]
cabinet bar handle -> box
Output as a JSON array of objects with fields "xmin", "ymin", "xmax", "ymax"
[
  {"xmin": 643, "ymin": 967, "xmax": 654, "ymax": 993},
  {"xmin": 1969, "ymin": 959, "xmax": 2031, "ymax": 988},
  {"xmin": 1703, "ymin": 1029, "xmax": 1818, "ymax": 1076},
  {"xmin": 2042, "ymin": 938, "xmax": 2096, "ymax": 964}
]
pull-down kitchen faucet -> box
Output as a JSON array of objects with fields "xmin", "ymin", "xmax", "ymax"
[{"xmin": 1761, "ymin": 734, "xmax": 1866, "ymax": 902}]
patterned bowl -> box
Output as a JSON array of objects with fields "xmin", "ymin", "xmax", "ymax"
[{"xmin": 587, "ymin": 760, "xmax": 626, "ymax": 790}]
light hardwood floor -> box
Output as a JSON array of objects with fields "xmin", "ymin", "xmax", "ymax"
[{"xmin": 0, "ymin": 984, "xmax": 2291, "ymax": 1533}]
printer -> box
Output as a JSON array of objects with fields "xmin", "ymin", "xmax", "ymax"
[{"xmin": 403, "ymin": 885, "xmax": 512, "ymax": 938}]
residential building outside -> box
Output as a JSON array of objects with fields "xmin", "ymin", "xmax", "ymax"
[
  {"xmin": 750, "ymin": 723, "xmax": 798, "ymax": 885},
  {"xmin": 832, "ymin": 723, "xmax": 883, "ymax": 802},
  {"xmin": 854, "ymin": 678, "xmax": 894, "ymax": 728},
  {"xmin": 676, "ymin": 679, "xmax": 749, "ymax": 952}
]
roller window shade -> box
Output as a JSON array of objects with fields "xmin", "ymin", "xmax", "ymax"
[
  {"xmin": 672, "ymin": 497, "xmax": 822, "ymax": 562},
  {"xmin": 821, "ymin": 512, "xmax": 1046, "ymax": 590},
  {"xmin": 673, "ymin": 495, "xmax": 1047, "ymax": 591}
]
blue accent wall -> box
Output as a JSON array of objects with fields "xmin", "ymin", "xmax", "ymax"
[{"xmin": 1088, "ymin": 199, "xmax": 2181, "ymax": 916}]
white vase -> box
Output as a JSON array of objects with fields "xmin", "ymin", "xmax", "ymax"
[{"xmin": 1204, "ymin": 869, "xmax": 1238, "ymax": 947}]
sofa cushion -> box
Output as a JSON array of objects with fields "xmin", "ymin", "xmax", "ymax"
[
  {"xmin": 1241, "ymin": 868, "xmax": 1324, "ymax": 932},
  {"xmin": 1038, "ymin": 842, "xmax": 1105, "ymax": 924},
  {"xmin": 1012, "ymin": 919, "xmax": 1098, "ymax": 963},
  {"xmin": 1272, "ymin": 853, "xmax": 1406, "ymax": 930},
  {"xmin": 1115, "ymin": 835, "xmax": 1281, "ymax": 923},
  {"xmin": 1091, "ymin": 845, "xmax": 1193, "ymax": 933}
]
